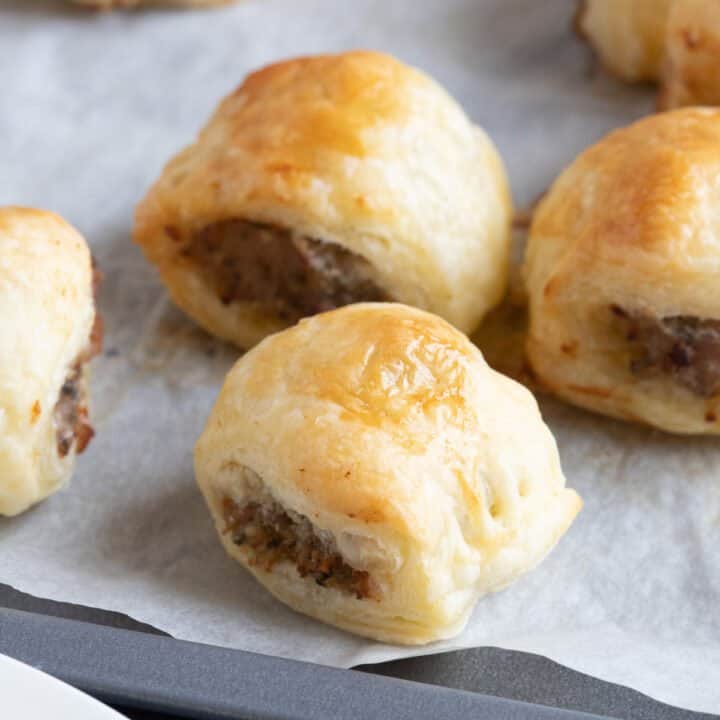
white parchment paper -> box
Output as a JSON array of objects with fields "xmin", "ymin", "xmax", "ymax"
[{"xmin": 1, "ymin": 0, "xmax": 719, "ymax": 713}]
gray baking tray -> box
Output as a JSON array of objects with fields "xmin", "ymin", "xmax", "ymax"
[{"xmin": 1, "ymin": 584, "xmax": 715, "ymax": 720}]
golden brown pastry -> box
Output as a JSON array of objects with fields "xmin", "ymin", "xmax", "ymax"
[
  {"xmin": 195, "ymin": 303, "xmax": 581, "ymax": 644},
  {"xmin": 578, "ymin": 0, "xmax": 720, "ymax": 109},
  {"xmin": 577, "ymin": 0, "xmax": 674, "ymax": 82},
  {"xmin": 660, "ymin": 0, "xmax": 720, "ymax": 109},
  {"xmin": 73, "ymin": 0, "xmax": 234, "ymax": 8},
  {"xmin": 134, "ymin": 52, "xmax": 512, "ymax": 350},
  {"xmin": 524, "ymin": 108, "xmax": 720, "ymax": 434},
  {"xmin": 0, "ymin": 207, "xmax": 102, "ymax": 516}
]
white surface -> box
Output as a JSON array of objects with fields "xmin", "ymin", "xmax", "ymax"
[
  {"xmin": 0, "ymin": 654, "xmax": 126, "ymax": 719},
  {"xmin": 0, "ymin": 0, "xmax": 719, "ymax": 714}
]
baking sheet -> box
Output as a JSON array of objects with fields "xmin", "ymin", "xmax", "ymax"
[
  {"xmin": 1, "ymin": 608, "xmax": 613, "ymax": 720},
  {"xmin": 1, "ymin": 0, "xmax": 719, "ymax": 713}
]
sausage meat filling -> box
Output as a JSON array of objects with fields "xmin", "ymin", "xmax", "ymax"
[
  {"xmin": 611, "ymin": 305, "xmax": 720, "ymax": 397},
  {"xmin": 222, "ymin": 496, "xmax": 380, "ymax": 600},
  {"xmin": 182, "ymin": 219, "xmax": 389, "ymax": 321},
  {"xmin": 54, "ymin": 363, "xmax": 94, "ymax": 458},
  {"xmin": 54, "ymin": 267, "xmax": 103, "ymax": 458}
]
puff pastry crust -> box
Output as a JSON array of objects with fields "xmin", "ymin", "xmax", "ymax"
[
  {"xmin": 577, "ymin": 0, "xmax": 673, "ymax": 82},
  {"xmin": 195, "ymin": 303, "xmax": 581, "ymax": 644},
  {"xmin": 660, "ymin": 0, "xmax": 720, "ymax": 109},
  {"xmin": 578, "ymin": 0, "xmax": 720, "ymax": 109},
  {"xmin": 0, "ymin": 207, "xmax": 99, "ymax": 516},
  {"xmin": 135, "ymin": 51, "xmax": 512, "ymax": 350},
  {"xmin": 524, "ymin": 108, "xmax": 720, "ymax": 434}
]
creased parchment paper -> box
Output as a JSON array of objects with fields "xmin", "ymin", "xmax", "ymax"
[{"xmin": 1, "ymin": 0, "xmax": 719, "ymax": 713}]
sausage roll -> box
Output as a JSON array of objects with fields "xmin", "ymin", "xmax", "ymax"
[
  {"xmin": 195, "ymin": 303, "xmax": 581, "ymax": 644},
  {"xmin": 660, "ymin": 0, "xmax": 720, "ymax": 109},
  {"xmin": 135, "ymin": 52, "xmax": 512, "ymax": 350},
  {"xmin": 576, "ymin": 0, "xmax": 673, "ymax": 82},
  {"xmin": 0, "ymin": 208, "xmax": 102, "ymax": 516},
  {"xmin": 524, "ymin": 108, "xmax": 720, "ymax": 434}
]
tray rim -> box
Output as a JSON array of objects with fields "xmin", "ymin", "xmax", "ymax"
[{"xmin": 0, "ymin": 606, "xmax": 617, "ymax": 720}]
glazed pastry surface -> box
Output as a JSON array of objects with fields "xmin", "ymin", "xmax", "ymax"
[
  {"xmin": 578, "ymin": 0, "xmax": 720, "ymax": 109},
  {"xmin": 660, "ymin": 0, "xmax": 720, "ymax": 109},
  {"xmin": 577, "ymin": 0, "xmax": 673, "ymax": 82}
]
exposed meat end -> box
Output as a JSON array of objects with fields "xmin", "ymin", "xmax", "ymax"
[
  {"xmin": 611, "ymin": 305, "xmax": 720, "ymax": 397},
  {"xmin": 54, "ymin": 264, "xmax": 103, "ymax": 458},
  {"xmin": 222, "ymin": 496, "xmax": 380, "ymax": 601},
  {"xmin": 54, "ymin": 363, "xmax": 94, "ymax": 458},
  {"xmin": 182, "ymin": 219, "xmax": 389, "ymax": 321}
]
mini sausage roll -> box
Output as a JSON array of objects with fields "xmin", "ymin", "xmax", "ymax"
[
  {"xmin": 135, "ymin": 52, "xmax": 512, "ymax": 350},
  {"xmin": 195, "ymin": 303, "xmax": 581, "ymax": 644},
  {"xmin": 660, "ymin": 0, "xmax": 720, "ymax": 109},
  {"xmin": 524, "ymin": 108, "xmax": 720, "ymax": 434},
  {"xmin": 576, "ymin": 0, "xmax": 673, "ymax": 82},
  {"xmin": 0, "ymin": 208, "xmax": 101, "ymax": 516}
]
